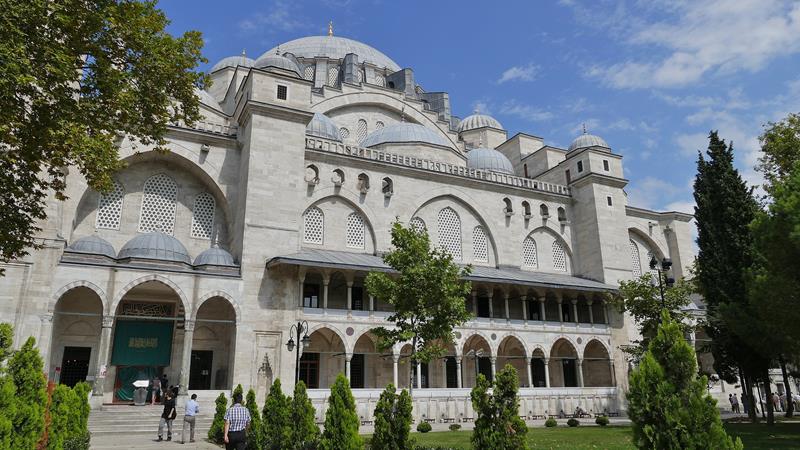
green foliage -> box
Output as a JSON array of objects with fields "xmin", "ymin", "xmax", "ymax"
[
  {"xmin": 47, "ymin": 384, "xmax": 77, "ymax": 450},
  {"xmin": 71, "ymin": 382, "xmax": 91, "ymax": 435},
  {"xmin": 448, "ymin": 424, "xmax": 461, "ymax": 431},
  {"xmin": 416, "ymin": 422, "xmax": 432, "ymax": 433},
  {"xmin": 595, "ymin": 415, "xmax": 609, "ymax": 426},
  {"xmin": 208, "ymin": 393, "xmax": 227, "ymax": 444},
  {"xmin": 320, "ymin": 373, "xmax": 362, "ymax": 450},
  {"xmin": 758, "ymin": 112, "xmax": 800, "ymax": 189},
  {"xmin": 0, "ymin": 0, "xmax": 208, "ymax": 269},
  {"xmin": 0, "ymin": 374, "xmax": 14, "ymax": 449},
  {"xmin": 365, "ymin": 222, "xmax": 472, "ymax": 395},
  {"xmin": 372, "ymin": 384, "xmax": 413, "ymax": 450},
  {"xmin": 232, "ymin": 383, "xmax": 243, "ymax": 398},
  {"xmin": 627, "ymin": 311, "xmax": 743, "ymax": 450},
  {"xmin": 544, "ymin": 418, "xmax": 557, "ymax": 428},
  {"xmin": 471, "ymin": 365, "xmax": 527, "ymax": 450},
  {"xmin": 567, "ymin": 418, "xmax": 579, "ymax": 427},
  {"xmin": 262, "ymin": 379, "xmax": 292, "ymax": 450},
  {"xmin": 245, "ymin": 388, "xmax": 263, "ymax": 450},
  {"xmin": 8, "ymin": 337, "xmax": 47, "ymax": 450},
  {"xmin": 0, "ymin": 324, "xmax": 12, "ymax": 362},
  {"xmin": 291, "ymin": 380, "xmax": 320, "ymax": 450}
]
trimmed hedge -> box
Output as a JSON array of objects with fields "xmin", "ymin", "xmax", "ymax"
[
  {"xmin": 416, "ymin": 422, "xmax": 432, "ymax": 433},
  {"xmin": 567, "ymin": 418, "xmax": 580, "ymax": 427},
  {"xmin": 595, "ymin": 415, "xmax": 609, "ymax": 426},
  {"xmin": 544, "ymin": 418, "xmax": 558, "ymax": 427}
]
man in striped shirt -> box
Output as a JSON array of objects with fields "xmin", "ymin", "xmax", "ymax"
[{"xmin": 223, "ymin": 393, "xmax": 251, "ymax": 450}]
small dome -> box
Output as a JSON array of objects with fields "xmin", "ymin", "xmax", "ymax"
[
  {"xmin": 118, "ymin": 232, "xmax": 191, "ymax": 264},
  {"xmin": 194, "ymin": 246, "xmax": 236, "ymax": 266},
  {"xmin": 211, "ymin": 55, "xmax": 255, "ymax": 72},
  {"xmin": 457, "ymin": 113, "xmax": 503, "ymax": 133},
  {"xmin": 361, "ymin": 122, "xmax": 451, "ymax": 148},
  {"xmin": 67, "ymin": 235, "xmax": 116, "ymax": 258},
  {"xmin": 194, "ymin": 88, "xmax": 221, "ymax": 111},
  {"xmin": 466, "ymin": 148, "xmax": 515, "ymax": 175},
  {"xmin": 306, "ymin": 113, "xmax": 342, "ymax": 142},
  {"xmin": 253, "ymin": 53, "xmax": 301, "ymax": 77},
  {"xmin": 568, "ymin": 133, "xmax": 610, "ymax": 152}
]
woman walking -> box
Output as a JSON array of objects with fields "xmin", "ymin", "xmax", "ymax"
[{"xmin": 157, "ymin": 390, "xmax": 177, "ymax": 441}]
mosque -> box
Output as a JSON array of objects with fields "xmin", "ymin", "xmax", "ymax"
[{"xmin": 0, "ymin": 29, "xmax": 698, "ymax": 419}]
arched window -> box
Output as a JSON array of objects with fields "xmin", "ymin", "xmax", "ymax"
[
  {"xmin": 375, "ymin": 120, "xmax": 385, "ymax": 130},
  {"xmin": 523, "ymin": 237, "xmax": 538, "ymax": 268},
  {"xmin": 303, "ymin": 65, "xmax": 314, "ymax": 81},
  {"xmin": 381, "ymin": 177, "xmax": 393, "ymax": 197},
  {"xmin": 357, "ymin": 173, "xmax": 370, "ymax": 193},
  {"xmin": 190, "ymin": 193, "xmax": 216, "ymax": 239},
  {"xmin": 540, "ymin": 204, "xmax": 549, "ymax": 218},
  {"xmin": 630, "ymin": 239, "xmax": 642, "ymax": 278},
  {"xmin": 331, "ymin": 169, "xmax": 345, "ymax": 186},
  {"xmin": 338, "ymin": 127, "xmax": 350, "ymax": 141},
  {"xmin": 552, "ymin": 241, "xmax": 567, "ymax": 271},
  {"xmin": 557, "ymin": 207, "xmax": 567, "ymax": 222},
  {"xmin": 96, "ymin": 180, "xmax": 124, "ymax": 230},
  {"xmin": 305, "ymin": 165, "xmax": 320, "ymax": 185},
  {"xmin": 410, "ymin": 217, "xmax": 426, "ymax": 232},
  {"xmin": 437, "ymin": 207, "xmax": 462, "ymax": 260},
  {"xmin": 303, "ymin": 207, "xmax": 324, "ymax": 244},
  {"xmin": 327, "ymin": 66, "xmax": 339, "ymax": 86},
  {"xmin": 473, "ymin": 226, "xmax": 488, "ymax": 263},
  {"xmin": 356, "ymin": 119, "xmax": 368, "ymax": 144},
  {"xmin": 503, "ymin": 198, "xmax": 513, "ymax": 216},
  {"xmin": 346, "ymin": 212, "xmax": 365, "ymax": 249},
  {"xmin": 138, "ymin": 173, "xmax": 177, "ymax": 234},
  {"xmin": 522, "ymin": 201, "xmax": 531, "ymax": 218},
  {"xmin": 374, "ymin": 74, "xmax": 386, "ymax": 87}
]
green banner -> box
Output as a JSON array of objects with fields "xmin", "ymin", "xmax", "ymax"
[{"xmin": 111, "ymin": 320, "xmax": 174, "ymax": 366}]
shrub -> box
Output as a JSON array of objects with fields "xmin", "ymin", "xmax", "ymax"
[
  {"xmin": 471, "ymin": 365, "xmax": 527, "ymax": 449},
  {"xmin": 545, "ymin": 418, "xmax": 558, "ymax": 427},
  {"xmin": 567, "ymin": 418, "xmax": 579, "ymax": 427},
  {"xmin": 416, "ymin": 422, "xmax": 432, "ymax": 433},
  {"xmin": 291, "ymin": 380, "xmax": 320, "ymax": 450},
  {"xmin": 8, "ymin": 337, "xmax": 47, "ymax": 450},
  {"xmin": 448, "ymin": 423, "xmax": 461, "ymax": 431},
  {"xmin": 262, "ymin": 379, "xmax": 292, "ymax": 450},
  {"xmin": 595, "ymin": 415, "xmax": 609, "ymax": 426},
  {"xmin": 320, "ymin": 373, "xmax": 362, "ymax": 450},
  {"xmin": 47, "ymin": 383, "xmax": 77, "ymax": 449},
  {"xmin": 232, "ymin": 383, "xmax": 243, "ymax": 398},
  {"xmin": 372, "ymin": 384, "xmax": 413, "ymax": 450},
  {"xmin": 208, "ymin": 392, "xmax": 227, "ymax": 443},
  {"xmin": 63, "ymin": 431, "xmax": 91, "ymax": 450},
  {"xmin": 245, "ymin": 389, "xmax": 263, "ymax": 450}
]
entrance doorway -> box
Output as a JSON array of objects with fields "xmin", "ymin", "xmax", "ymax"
[
  {"xmin": 60, "ymin": 346, "xmax": 91, "ymax": 387},
  {"xmin": 189, "ymin": 351, "xmax": 213, "ymax": 390}
]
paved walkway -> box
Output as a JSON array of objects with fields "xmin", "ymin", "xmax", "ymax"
[{"xmin": 91, "ymin": 435, "xmax": 221, "ymax": 449}]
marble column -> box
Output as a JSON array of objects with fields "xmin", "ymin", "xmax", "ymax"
[
  {"xmin": 487, "ymin": 291, "xmax": 494, "ymax": 321},
  {"xmin": 369, "ymin": 295, "xmax": 374, "ymax": 317},
  {"xmin": 571, "ymin": 299, "xmax": 579, "ymax": 324},
  {"xmin": 526, "ymin": 357, "xmax": 533, "ymax": 388},
  {"xmin": 93, "ymin": 315, "xmax": 115, "ymax": 396},
  {"xmin": 587, "ymin": 299, "xmax": 594, "ymax": 325},
  {"xmin": 416, "ymin": 361, "xmax": 423, "ymax": 389},
  {"xmin": 490, "ymin": 356, "xmax": 497, "ymax": 380},
  {"xmin": 539, "ymin": 298, "xmax": 546, "ymax": 322},
  {"xmin": 522, "ymin": 297, "xmax": 529, "ymax": 325},
  {"xmin": 392, "ymin": 354, "xmax": 399, "ymax": 387},
  {"xmin": 602, "ymin": 301, "xmax": 609, "ymax": 325},
  {"xmin": 346, "ymin": 280, "xmax": 353, "ymax": 313},
  {"xmin": 504, "ymin": 292, "xmax": 510, "ymax": 322},
  {"xmin": 442, "ymin": 359, "xmax": 448, "ymax": 388},
  {"xmin": 298, "ymin": 270, "xmax": 306, "ymax": 308},
  {"xmin": 471, "ymin": 291, "xmax": 478, "ymax": 316},
  {"xmin": 556, "ymin": 297, "xmax": 563, "ymax": 324},
  {"xmin": 543, "ymin": 358, "xmax": 551, "ymax": 388},
  {"xmin": 456, "ymin": 357, "xmax": 463, "ymax": 388},
  {"xmin": 179, "ymin": 320, "xmax": 195, "ymax": 395},
  {"xmin": 576, "ymin": 358, "xmax": 584, "ymax": 387},
  {"xmin": 345, "ymin": 353, "xmax": 352, "ymax": 382},
  {"xmin": 608, "ymin": 360, "xmax": 616, "ymax": 387},
  {"xmin": 322, "ymin": 275, "xmax": 330, "ymax": 313}
]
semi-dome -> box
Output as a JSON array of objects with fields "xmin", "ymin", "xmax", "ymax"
[
  {"xmin": 457, "ymin": 113, "xmax": 503, "ymax": 132},
  {"xmin": 306, "ymin": 113, "xmax": 342, "ymax": 141},
  {"xmin": 568, "ymin": 133, "xmax": 610, "ymax": 152},
  {"xmin": 66, "ymin": 235, "xmax": 116, "ymax": 258},
  {"xmin": 262, "ymin": 36, "xmax": 401, "ymax": 72},
  {"xmin": 360, "ymin": 122, "xmax": 451, "ymax": 148},
  {"xmin": 253, "ymin": 53, "xmax": 302, "ymax": 77},
  {"xmin": 210, "ymin": 54, "xmax": 255, "ymax": 72},
  {"xmin": 194, "ymin": 88, "xmax": 221, "ymax": 111},
  {"xmin": 466, "ymin": 148, "xmax": 515, "ymax": 175},
  {"xmin": 118, "ymin": 232, "xmax": 191, "ymax": 264},
  {"xmin": 194, "ymin": 246, "xmax": 236, "ymax": 266}
]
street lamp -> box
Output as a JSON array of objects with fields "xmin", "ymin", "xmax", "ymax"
[
  {"xmin": 649, "ymin": 256, "xmax": 675, "ymax": 308},
  {"xmin": 286, "ymin": 321, "xmax": 311, "ymax": 384},
  {"xmin": 466, "ymin": 348, "xmax": 484, "ymax": 384}
]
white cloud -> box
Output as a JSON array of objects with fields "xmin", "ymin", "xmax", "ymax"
[
  {"xmin": 498, "ymin": 100, "xmax": 553, "ymax": 122},
  {"xmin": 497, "ymin": 63, "xmax": 540, "ymax": 84},
  {"xmin": 626, "ymin": 176, "xmax": 685, "ymax": 210},
  {"xmin": 239, "ymin": 1, "xmax": 306, "ymax": 33}
]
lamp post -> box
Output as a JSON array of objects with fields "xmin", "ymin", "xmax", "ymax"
[
  {"xmin": 466, "ymin": 348, "xmax": 484, "ymax": 385},
  {"xmin": 286, "ymin": 321, "xmax": 311, "ymax": 384},
  {"xmin": 649, "ymin": 256, "xmax": 675, "ymax": 308}
]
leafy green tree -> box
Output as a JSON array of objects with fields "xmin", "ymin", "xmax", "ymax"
[
  {"xmin": 0, "ymin": 324, "xmax": 12, "ymax": 361},
  {"xmin": 470, "ymin": 365, "xmax": 527, "ymax": 450},
  {"xmin": 758, "ymin": 113, "xmax": 800, "ymax": 188},
  {"xmin": 245, "ymin": 388, "xmax": 263, "ymax": 450},
  {"xmin": 232, "ymin": 383, "xmax": 243, "ymax": 399},
  {"xmin": 207, "ymin": 392, "xmax": 227, "ymax": 444},
  {"xmin": 320, "ymin": 373, "xmax": 362, "ymax": 450},
  {"xmin": 69, "ymin": 382, "xmax": 91, "ymax": 447},
  {"xmin": 7, "ymin": 337, "xmax": 47, "ymax": 450},
  {"xmin": 627, "ymin": 311, "xmax": 743, "ymax": 449},
  {"xmin": 371, "ymin": 384, "xmax": 413, "ymax": 450},
  {"xmin": 47, "ymin": 384, "xmax": 77, "ymax": 450},
  {"xmin": 0, "ymin": 323, "xmax": 14, "ymax": 448},
  {"xmin": 365, "ymin": 221, "xmax": 472, "ymax": 397},
  {"xmin": 290, "ymin": 380, "xmax": 320, "ymax": 450},
  {"xmin": 0, "ymin": 0, "xmax": 207, "ymax": 270},
  {"xmin": 614, "ymin": 273, "xmax": 694, "ymax": 360},
  {"xmin": 262, "ymin": 379, "xmax": 291, "ymax": 450}
]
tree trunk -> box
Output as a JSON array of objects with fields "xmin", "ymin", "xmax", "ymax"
[
  {"xmin": 741, "ymin": 369, "xmax": 757, "ymax": 423},
  {"xmin": 762, "ymin": 367, "xmax": 775, "ymax": 425},
  {"xmin": 409, "ymin": 334, "xmax": 418, "ymax": 399},
  {"xmin": 780, "ymin": 355, "xmax": 794, "ymax": 418}
]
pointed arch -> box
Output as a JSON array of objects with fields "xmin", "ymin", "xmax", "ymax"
[{"xmin": 110, "ymin": 274, "xmax": 190, "ymax": 317}]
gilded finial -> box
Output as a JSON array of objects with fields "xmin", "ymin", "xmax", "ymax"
[
  {"xmin": 582, "ymin": 122, "xmax": 587, "ymax": 134},
  {"xmin": 328, "ymin": 21, "xmax": 334, "ymax": 37},
  {"xmin": 241, "ymin": 49, "xmax": 246, "ymax": 57}
]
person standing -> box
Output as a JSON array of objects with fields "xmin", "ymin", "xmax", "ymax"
[
  {"xmin": 732, "ymin": 393, "xmax": 740, "ymax": 413},
  {"xmin": 181, "ymin": 393, "xmax": 200, "ymax": 444},
  {"xmin": 157, "ymin": 390, "xmax": 177, "ymax": 441},
  {"xmin": 223, "ymin": 393, "xmax": 250, "ymax": 450},
  {"xmin": 151, "ymin": 376, "xmax": 161, "ymax": 405},
  {"xmin": 728, "ymin": 394, "xmax": 735, "ymax": 412}
]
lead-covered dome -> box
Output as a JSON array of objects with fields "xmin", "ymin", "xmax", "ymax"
[
  {"xmin": 361, "ymin": 122, "xmax": 450, "ymax": 148},
  {"xmin": 568, "ymin": 133, "xmax": 610, "ymax": 152},
  {"xmin": 466, "ymin": 148, "xmax": 515, "ymax": 175},
  {"xmin": 306, "ymin": 113, "xmax": 342, "ymax": 141},
  {"xmin": 211, "ymin": 54, "xmax": 255, "ymax": 72},
  {"xmin": 262, "ymin": 36, "xmax": 401, "ymax": 72},
  {"xmin": 457, "ymin": 113, "xmax": 503, "ymax": 132},
  {"xmin": 66, "ymin": 235, "xmax": 116, "ymax": 258},
  {"xmin": 254, "ymin": 53, "xmax": 301, "ymax": 77},
  {"xmin": 118, "ymin": 232, "xmax": 191, "ymax": 264},
  {"xmin": 194, "ymin": 246, "xmax": 236, "ymax": 266}
]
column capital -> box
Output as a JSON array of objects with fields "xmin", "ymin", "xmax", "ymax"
[
  {"xmin": 393, "ymin": 354, "xmax": 400, "ymax": 363},
  {"xmin": 555, "ymin": 296, "xmax": 563, "ymax": 304},
  {"xmin": 184, "ymin": 320, "xmax": 196, "ymax": 332},
  {"xmin": 525, "ymin": 356, "xmax": 532, "ymax": 363},
  {"xmin": 543, "ymin": 357, "xmax": 550, "ymax": 365},
  {"xmin": 346, "ymin": 279, "xmax": 354, "ymax": 288},
  {"xmin": 102, "ymin": 315, "xmax": 115, "ymax": 328},
  {"xmin": 538, "ymin": 297, "xmax": 546, "ymax": 304},
  {"xmin": 490, "ymin": 356, "xmax": 497, "ymax": 363},
  {"xmin": 455, "ymin": 356, "xmax": 462, "ymax": 364},
  {"xmin": 576, "ymin": 358, "xmax": 583, "ymax": 366},
  {"xmin": 587, "ymin": 299, "xmax": 594, "ymax": 306},
  {"xmin": 41, "ymin": 313, "xmax": 54, "ymax": 323},
  {"xmin": 570, "ymin": 298, "xmax": 577, "ymax": 305}
]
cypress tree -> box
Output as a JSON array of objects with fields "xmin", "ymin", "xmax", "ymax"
[
  {"xmin": 628, "ymin": 311, "xmax": 743, "ymax": 449},
  {"xmin": 395, "ymin": 389, "xmax": 413, "ymax": 448},
  {"xmin": 7, "ymin": 337, "xmax": 47, "ymax": 450},
  {"xmin": 0, "ymin": 323, "xmax": 15, "ymax": 449},
  {"xmin": 207, "ymin": 392, "xmax": 227, "ymax": 444},
  {"xmin": 232, "ymin": 383, "xmax": 243, "ymax": 398},
  {"xmin": 371, "ymin": 384, "xmax": 413, "ymax": 450},
  {"xmin": 290, "ymin": 380, "xmax": 320, "ymax": 450},
  {"xmin": 470, "ymin": 365, "xmax": 527, "ymax": 450},
  {"xmin": 46, "ymin": 384, "xmax": 76, "ymax": 450},
  {"xmin": 319, "ymin": 373, "xmax": 362, "ymax": 450},
  {"xmin": 245, "ymin": 388, "xmax": 263, "ymax": 450},
  {"xmin": 261, "ymin": 379, "xmax": 291, "ymax": 450}
]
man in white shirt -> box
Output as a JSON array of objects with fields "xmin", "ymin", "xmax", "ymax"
[{"xmin": 181, "ymin": 393, "xmax": 200, "ymax": 444}]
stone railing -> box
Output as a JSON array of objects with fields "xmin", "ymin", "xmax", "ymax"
[
  {"xmin": 305, "ymin": 137, "xmax": 571, "ymax": 196},
  {"xmin": 171, "ymin": 120, "xmax": 238, "ymax": 137}
]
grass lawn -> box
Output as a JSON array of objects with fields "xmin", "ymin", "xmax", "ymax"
[{"xmin": 386, "ymin": 422, "xmax": 800, "ymax": 449}]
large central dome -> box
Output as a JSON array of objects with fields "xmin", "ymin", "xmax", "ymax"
[{"xmin": 262, "ymin": 36, "xmax": 400, "ymax": 72}]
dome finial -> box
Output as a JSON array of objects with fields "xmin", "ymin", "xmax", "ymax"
[
  {"xmin": 241, "ymin": 48, "xmax": 246, "ymax": 57},
  {"xmin": 275, "ymin": 45, "xmax": 280, "ymax": 55},
  {"xmin": 582, "ymin": 122, "xmax": 587, "ymax": 134},
  {"xmin": 328, "ymin": 20, "xmax": 334, "ymax": 37}
]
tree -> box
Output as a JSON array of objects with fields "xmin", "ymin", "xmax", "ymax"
[
  {"xmin": 261, "ymin": 379, "xmax": 292, "ymax": 450},
  {"xmin": 232, "ymin": 383, "xmax": 243, "ymax": 399},
  {"xmin": 7, "ymin": 337, "xmax": 47, "ymax": 450},
  {"xmin": 69, "ymin": 382, "xmax": 91, "ymax": 448},
  {"xmin": 319, "ymin": 373, "xmax": 362, "ymax": 450},
  {"xmin": 471, "ymin": 365, "xmax": 527, "ymax": 450},
  {"xmin": 627, "ymin": 311, "xmax": 743, "ymax": 449},
  {"xmin": 47, "ymin": 384, "xmax": 77, "ymax": 450},
  {"xmin": 290, "ymin": 380, "xmax": 320, "ymax": 450},
  {"xmin": 614, "ymin": 273, "xmax": 694, "ymax": 360},
  {"xmin": 0, "ymin": 0, "xmax": 207, "ymax": 270},
  {"xmin": 0, "ymin": 323, "xmax": 14, "ymax": 448},
  {"xmin": 365, "ymin": 221, "xmax": 472, "ymax": 397},
  {"xmin": 245, "ymin": 388, "xmax": 263, "ymax": 450},
  {"xmin": 371, "ymin": 384, "xmax": 413, "ymax": 450},
  {"xmin": 758, "ymin": 113, "xmax": 800, "ymax": 189},
  {"xmin": 207, "ymin": 392, "xmax": 227, "ymax": 444}
]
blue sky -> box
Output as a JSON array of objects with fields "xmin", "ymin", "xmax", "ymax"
[{"xmin": 161, "ymin": 0, "xmax": 800, "ymax": 214}]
